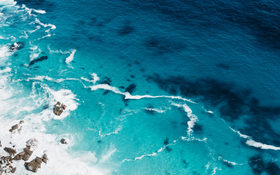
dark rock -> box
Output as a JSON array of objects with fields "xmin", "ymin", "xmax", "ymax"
[
  {"xmin": 9, "ymin": 124, "xmax": 18, "ymax": 133},
  {"xmin": 60, "ymin": 138, "xmax": 67, "ymax": 144},
  {"xmin": 11, "ymin": 167, "xmax": 16, "ymax": 173},
  {"xmin": 53, "ymin": 102, "xmax": 67, "ymax": 116},
  {"xmin": 4, "ymin": 147, "xmax": 16, "ymax": 156},
  {"xmin": 42, "ymin": 154, "xmax": 48, "ymax": 164},
  {"xmin": 9, "ymin": 42, "xmax": 24, "ymax": 52},
  {"xmin": 29, "ymin": 56, "xmax": 48, "ymax": 67},
  {"xmin": 24, "ymin": 157, "xmax": 43, "ymax": 173},
  {"xmin": 14, "ymin": 146, "xmax": 33, "ymax": 161}
]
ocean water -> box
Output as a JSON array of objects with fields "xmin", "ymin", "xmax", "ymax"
[{"xmin": 0, "ymin": 0, "xmax": 280, "ymax": 174}]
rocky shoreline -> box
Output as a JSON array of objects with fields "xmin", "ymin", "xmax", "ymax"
[{"xmin": 0, "ymin": 102, "xmax": 67, "ymax": 174}]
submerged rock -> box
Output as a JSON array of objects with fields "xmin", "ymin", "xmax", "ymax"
[
  {"xmin": 9, "ymin": 42, "xmax": 24, "ymax": 52},
  {"xmin": 9, "ymin": 120, "xmax": 24, "ymax": 133},
  {"xmin": 9, "ymin": 124, "xmax": 18, "ymax": 133},
  {"xmin": 25, "ymin": 157, "xmax": 43, "ymax": 173},
  {"xmin": 53, "ymin": 102, "xmax": 67, "ymax": 116}
]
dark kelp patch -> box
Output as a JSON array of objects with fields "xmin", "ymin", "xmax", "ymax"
[
  {"xmin": 249, "ymin": 155, "xmax": 280, "ymax": 175},
  {"xmin": 29, "ymin": 56, "xmax": 48, "ymax": 67}
]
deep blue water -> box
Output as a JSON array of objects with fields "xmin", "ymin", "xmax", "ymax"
[{"xmin": 0, "ymin": 0, "xmax": 280, "ymax": 174}]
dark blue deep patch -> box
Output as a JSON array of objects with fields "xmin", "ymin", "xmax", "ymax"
[{"xmin": 147, "ymin": 74, "xmax": 280, "ymax": 147}]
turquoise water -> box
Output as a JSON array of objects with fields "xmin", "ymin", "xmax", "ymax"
[{"xmin": 0, "ymin": 0, "xmax": 280, "ymax": 174}]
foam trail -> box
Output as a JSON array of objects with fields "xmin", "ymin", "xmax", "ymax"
[
  {"xmin": 48, "ymin": 46, "xmax": 72, "ymax": 55},
  {"xmin": 99, "ymin": 147, "xmax": 117, "ymax": 163},
  {"xmin": 171, "ymin": 102, "xmax": 198, "ymax": 135},
  {"xmin": 81, "ymin": 73, "xmax": 100, "ymax": 85},
  {"xmin": 246, "ymin": 139, "xmax": 280, "ymax": 150},
  {"xmin": 25, "ymin": 75, "xmax": 80, "ymax": 83},
  {"xmin": 21, "ymin": 4, "xmax": 46, "ymax": 16},
  {"xmin": 122, "ymin": 143, "xmax": 170, "ymax": 163},
  {"xmin": 34, "ymin": 18, "xmax": 56, "ymax": 33},
  {"xmin": 65, "ymin": 49, "xmax": 77, "ymax": 64},
  {"xmin": 144, "ymin": 107, "xmax": 168, "ymax": 114},
  {"xmin": 89, "ymin": 84, "xmax": 195, "ymax": 103},
  {"xmin": 98, "ymin": 126, "xmax": 122, "ymax": 138},
  {"xmin": 122, "ymin": 137, "xmax": 202, "ymax": 163},
  {"xmin": 230, "ymin": 127, "xmax": 280, "ymax": 150}
]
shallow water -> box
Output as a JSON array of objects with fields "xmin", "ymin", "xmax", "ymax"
[{"xmin": 0, "ymin": 0, "xmax": 280, "ymax": 174}]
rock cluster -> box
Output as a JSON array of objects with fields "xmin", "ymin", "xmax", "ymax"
[
  {"xmin": 9, "ymin": 120, "xmax": 24, "ymax": 133},
  {"xmin": 13, "ymin": 146, "xmax": 33, "ymax": 161},
  {"xmin": 53, "ymin": 102, "xmax": 67, "ymax": 116},
  {"xmin": 24, "ymin": 154, "xmax": 48, "ymax": 173},
  {"xmin": 0, "ymin": 121, "xmax": 49, "ymax": 174}
]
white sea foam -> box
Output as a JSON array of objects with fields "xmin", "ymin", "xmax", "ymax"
[
  {"xmin": 65, "ymin": 49, "xmax": 77, "ymax": 64},
  {"xmin": 122, "ymin": 137, "xmax": 203, "ymax": 163},
  {"xmin": 230, "ymin": 127, "xmax": 280, "ymax": 151},
  {"xmin": 144, "ymin": 107, "xmax": 168, "ymax": 114},
  {"xmin": 21, "ymin": 4, "xmax": 46, "ymax": 16},
  {"xmin": 48, "ymin": 46, "xmax": 72, "ymax": 55},
  {"xmin": 0, "ymin": 73, "xmax": 110, "ymax": 175},
  {"xmin": 218, "ymin": 156, "xmax": 240, "ymax": 166},
  {"xmin": 29, "ymin": 47, "xmax": 41, "ymax": 61},
  {"xmin": 99, "ymin": 126, "xmax": 122, "ymax": 138},
  {"xmin": 47, "ymin": 88, "xmax": 79, "ymax": 120},
  {"xmin": 0, "ymin": 45, "xmax": 12, "ymax": 62},
  {"xmin": 0, "ymin": 0, "xmax": 16, "ymax": 6},
  {"xmin": 0, "ymin": 67, "xmax": 11, "ymax": 74},
  {"xmin": 0, "ymin": 117, "xmax": 110, "ymax": 175},
  {"xmin": 99, "ymin": 146, "xmax": 117, "ymax": 163},
  {"xmin": 89, "ymin": 84, "xmax": 195, "ymax": 103},
  {"xmin": 81, "ymin": 73, "xmax": 100, "ymax": 84},
  {"xmin": 34, "ymin": 18, "xmax": 56, "ymax": 33},
  {"xmin": 246, "ymin": 139, "xmax": 280, "ymax": 150},
  {"xmin": 25, "ymin": 75, "xmax": 80, "ymax": 83},
  {"xmin": 171, "ymin": 102, "xmax": 198, "ymax": 135},
  {"xmin": 229, "ymin": 127, "xmax": 250, "ymax": 139}
]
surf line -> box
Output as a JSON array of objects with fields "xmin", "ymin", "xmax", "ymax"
[
  {"xmin": 230, "ymin": 127, "xmax": 280, "ymax": 151},
  {"xmin": 89, "ymin": 84, "xmax": 196, "ymax": 104}
]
